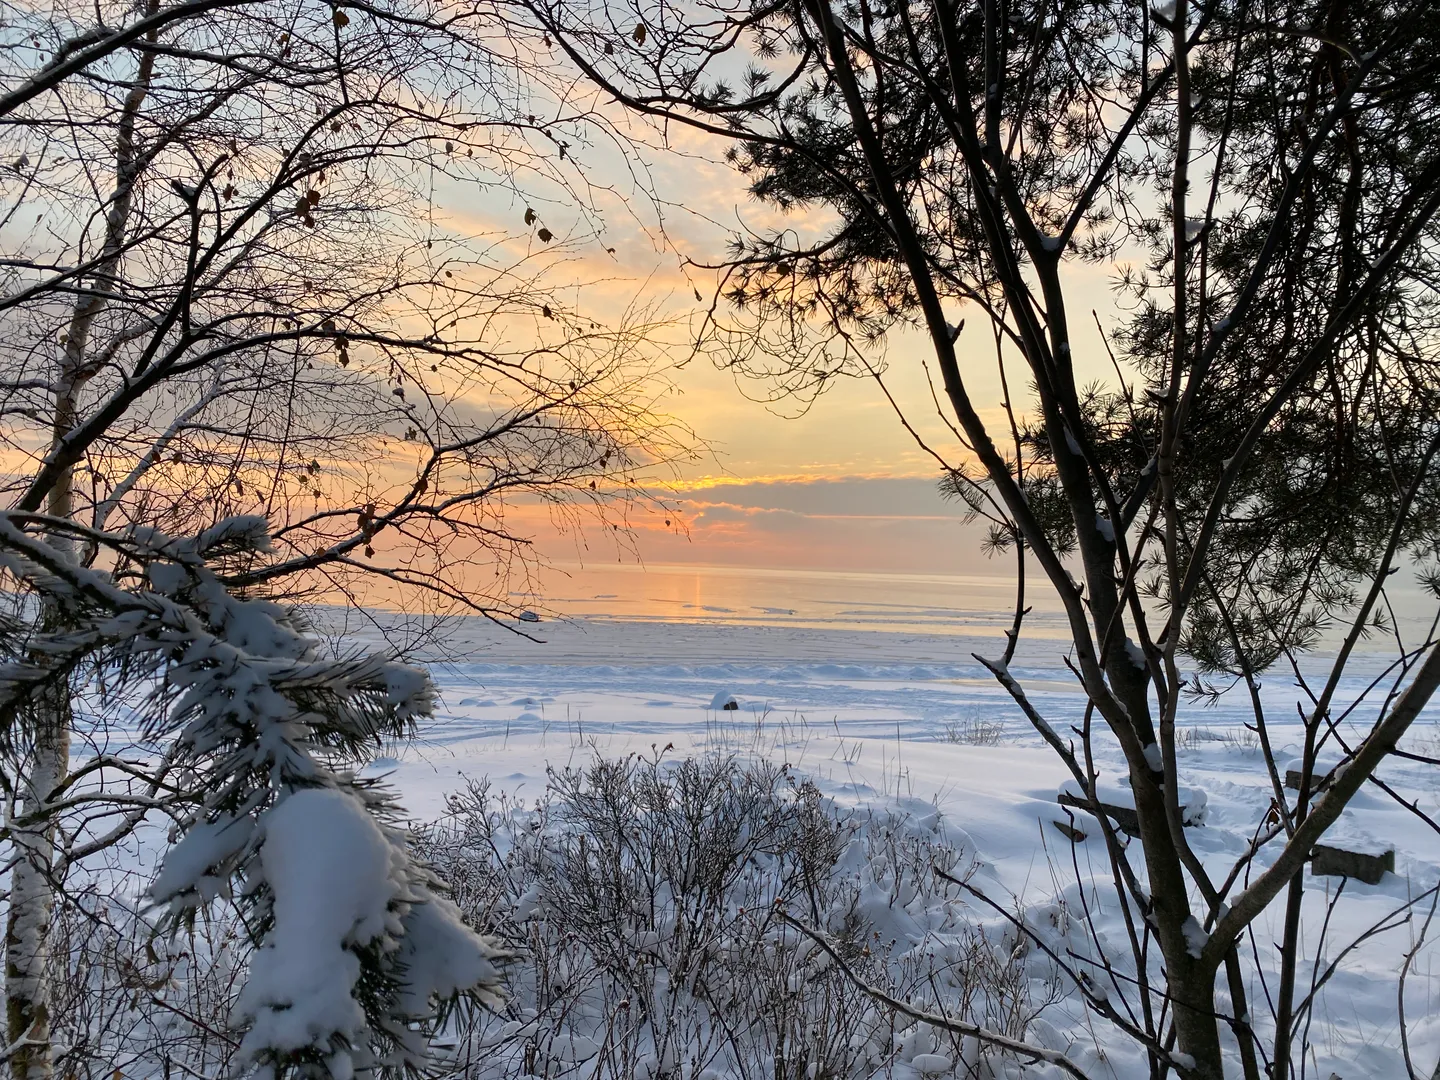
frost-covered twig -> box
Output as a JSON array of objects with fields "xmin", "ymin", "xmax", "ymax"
[
  {"xmin": 777, "ymin": 911, "xmax": 1097, "ymax": 1080},
  {"xmin": 930, "ymin": 868, "xmax": 1207, "ymax": 1075}
]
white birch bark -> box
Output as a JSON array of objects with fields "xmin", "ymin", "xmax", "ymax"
[{"xmin": 4, "ymin": 19, "xmax": 155, "ymax": 1077}]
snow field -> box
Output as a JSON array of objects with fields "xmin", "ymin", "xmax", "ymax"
[{"xmin": 362, "ymin": 618, "xmax": 1440, "ymax": 1079}]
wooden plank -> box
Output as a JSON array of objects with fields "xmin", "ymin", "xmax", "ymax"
[
  {"xmin": 1050, "ymin": 816, "xmax": 1088, "ymax": 843},
  {"xmin": 1057, "ymin": 791, "xmax": 1140, "ymax": 837},
  {"xmin": 1285, "ymin": 767, "xmax": 1336, "ymax": 791},
  {"xmin": 1309, "ymin": 844, "xmax": 1395, "ymax": 885}
]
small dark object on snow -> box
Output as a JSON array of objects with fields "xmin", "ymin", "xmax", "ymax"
[
  {"xmin": 1310, "ymin": 844, "xmax": 1393, "ymax": 885},
  {"xmin": 1050, "ymin": 816, "xmax": 1087, "ymax": 843},
  {"xmin": 722, "ymin": 700, "xmax": 739, "ymax": 711}
]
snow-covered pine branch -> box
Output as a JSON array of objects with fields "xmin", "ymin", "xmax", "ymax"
[{"xmin": 0, "ymin": 513, "xmax": 506, "ymax": 1080}]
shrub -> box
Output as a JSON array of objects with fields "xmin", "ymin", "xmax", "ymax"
[{"xmin": 416, "ymin": 752, "xmax": 1072, "ymax": 1080}]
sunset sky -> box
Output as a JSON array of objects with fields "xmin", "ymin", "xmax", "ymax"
[{"xmin": 440, "ymin": 119, "xmax": 1130, "ymax": 583}]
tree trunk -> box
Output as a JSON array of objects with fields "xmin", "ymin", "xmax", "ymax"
[
  {"xmin": 5, "ymin": 684, "xmax": 70, "ymax": 1080},
  {"xmin": 1130, "ymin": 767, "xmax": 1225, "ymax": 1079},
  {"xmin": 4, "ymin": 23, "xmax": 155, "ymax": 1074},
  {"xmin": 6, "ymin": 375, "xmax": 81, "ymax": 1080}
]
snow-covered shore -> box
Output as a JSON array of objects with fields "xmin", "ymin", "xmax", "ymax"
[{"xmin": 354, "ymin": 615, "xmax": 1440, "ymax": 1078}]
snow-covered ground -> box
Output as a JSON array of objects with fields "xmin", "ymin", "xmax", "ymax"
[{"xmin": 348, "ymin": 613, "xmax": 1440, "ymax": 1078}]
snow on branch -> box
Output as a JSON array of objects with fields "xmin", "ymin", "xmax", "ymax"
[{"xmin": 0, "ymin": 512, "xmax": 505, "ymax": 1080}]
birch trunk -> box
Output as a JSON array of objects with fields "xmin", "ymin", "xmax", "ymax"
[
  {"xmin": 4, "ymin": 22, "xmax": 155, "ymax": 1076},
  {"xmin": 4, "ymin": 572, "xmax": 72, "ymax": 1080}
]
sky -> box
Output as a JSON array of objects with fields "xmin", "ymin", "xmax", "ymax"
[{"xmin": 435, "ymin": 106, "xmax": 1132, "ymax": 588}]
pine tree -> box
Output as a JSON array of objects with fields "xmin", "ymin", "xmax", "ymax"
[
  {"xmin": 528, "ymin": 0, "xmax": 1440, "ymax": 1074},
  {"xmin": 0, "ymin": 514, "xmax": 505, "ymax": 1080}
]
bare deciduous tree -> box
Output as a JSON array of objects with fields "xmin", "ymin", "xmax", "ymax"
[{"xmin": 0, "ymin": 0, "xmax": 689, "ymax": 1073}]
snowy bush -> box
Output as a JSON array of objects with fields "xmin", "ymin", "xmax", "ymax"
[
  {"xmin": 45, "ymin": 879, "xmax": 245, "ymax": 1080},
  {"xmin": 0, "ymin": 516, "xmax": 505, "ymax": 1080},
  {"xmin": 939, "ymin": 716, "xmax": 1009, "ymax": 747},
  {"xmin": 415, "ymin": 752, "xmax": 1081, "ymax": 1080}
]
